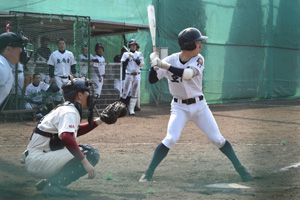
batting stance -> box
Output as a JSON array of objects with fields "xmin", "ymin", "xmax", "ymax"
[
  {"xmin": 119, "ymin": 39, "xmax": 144, "ymax": 115},
  {"xmin": 139, "ymin": 27, "xmax": 252, "ymax": 183},
  {"xmin": 23, "ymin": 77, "xmax": 114, "ymax": 197}
]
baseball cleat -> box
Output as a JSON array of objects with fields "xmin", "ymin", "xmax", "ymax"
[
  {"xmin": 139, "ymin": 170, "xmax": 153, "ymax": 182},
  {"xmin": 42, "ymin": 183, "xmax": 77, "ymax": 197},
  {"xmin": 235, "ymin": 165, "xmax": 252, "ymax": 182}
]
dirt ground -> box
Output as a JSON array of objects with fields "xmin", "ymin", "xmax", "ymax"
[{"xmin": 0, "ymin": 99, "xmax": 300, "ymax": 200}]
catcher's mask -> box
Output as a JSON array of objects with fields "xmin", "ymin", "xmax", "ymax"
[{"xmin": 62, "ymin": 76, "xmax": 98, "ymax": 125}]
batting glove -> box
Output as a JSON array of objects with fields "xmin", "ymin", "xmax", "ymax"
[{"xmin": 151, "ymin": 57, "xmax": 171, "ymax": 70}]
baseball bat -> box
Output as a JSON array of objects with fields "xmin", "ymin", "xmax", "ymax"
[
  {"xmin": 147, "ymin": 5, "xmax": 156, "ymax": 52},
  {"xmin": 123, "ymin": 45, "xmax": 130, "ymax": 52},
  {"xmin": 147, "ymin": 5, "xmax": 159, "ymax": 70}
]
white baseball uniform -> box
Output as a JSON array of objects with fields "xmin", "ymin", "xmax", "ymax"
[
  {"xmin": 156, "ymin": 53, "xmax": 226, "ymax": 149},
  {"xmin": 90, "ymin": 55, "xmax": 105, "ymax": 96},
  {"xmin": 25, "ymin": 103, "xmax": 80, "ymax": 178},
  {"xmin": 25, "ymin": 81, "xmax": 49, "ymax": 110},
  {"xmin": 78, "ymin": 53, "xmax": 94, "ymax": 78},
  {"xmin": 0, "ymin": 55, "xmax": 14, "ymax": 105},
  {"xmin": 120, "ymin": 51, "xmax": 144, "ymax": 99},
  {"xmin": 47, "ymin": 50, "xmax": 76, "ymax": 100}
]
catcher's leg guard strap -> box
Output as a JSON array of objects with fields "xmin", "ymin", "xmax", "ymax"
[{"xmin": 49, "ymin": 145, "xmax": 100, "ymax": 186}]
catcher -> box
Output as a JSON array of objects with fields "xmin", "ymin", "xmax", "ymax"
[{"xmin": 23, "ymin": 76, "xmax": 127, "ymax": 197}]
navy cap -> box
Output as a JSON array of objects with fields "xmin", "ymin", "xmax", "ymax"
[{"xmin": 0, "ymin": 32, "xmax": 25, "ymax": 49}]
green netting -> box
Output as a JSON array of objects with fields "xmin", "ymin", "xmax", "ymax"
[{"xmin": 0, "ymin": 0, "xmax": 299, "ymax": 108}]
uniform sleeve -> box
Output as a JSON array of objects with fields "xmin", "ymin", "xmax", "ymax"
[
  {"xmin": 42, "ymin": 83, "xmax": 50, "ymax": 91},
  {"xmin": 70, "ymin": 52, "xmax": 76, "ymax": 65},
  {"xmin": 121, "ymin": 53, "xmax": 129, "ymax": 62},
  {"xmin": 57, "ymin": 112, "xmax": 80, "ymax": 138},
  {"xmin": 61, "ymin": 132, "xmax": 85, "ymax": 161}
]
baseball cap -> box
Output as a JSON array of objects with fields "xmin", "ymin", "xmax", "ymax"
[{"xmin": 0, "ymin": 32, "xmax": 25, "ymax": 49}]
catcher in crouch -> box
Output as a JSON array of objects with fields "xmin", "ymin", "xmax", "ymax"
[{"xmin": 23, "ymin": 76, "xmax": 127, "ymax": 197}]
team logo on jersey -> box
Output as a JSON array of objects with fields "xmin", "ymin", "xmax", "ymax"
[
  {"xmin": 197, "ymin": 58, "xmax": 203, "ymax": 66},
  {"xmin": 69, "ymin": 125, "xmax": 75, "ymax": 128}
]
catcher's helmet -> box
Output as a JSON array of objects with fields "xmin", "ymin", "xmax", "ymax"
[
  {"xmin": 128, "ymin": 39, "xmax": 137, "ymax": 48},
  {"xmin": 178, "ymin": 27, "xmax": 208, "ymax": 51},
  {"xmin": 94, "ymin": 43, "xmax": 104, "ymax": 52},
  {"xmin": 62, "ymin": 76, "xmax": 91, "ymax": 102}
]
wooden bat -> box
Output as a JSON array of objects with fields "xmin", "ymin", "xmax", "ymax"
[{"xmin": 147, "ymin": 5, "xmax": 159, "ymax": 70}]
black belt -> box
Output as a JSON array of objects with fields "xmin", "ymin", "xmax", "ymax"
[
  {"xmin": 59, "ymin": 76, "xmax": 68, "ymax": 79},
  {"xmin": 174, "ymin": 95, "xmax": 203, "ymax": 105},
  {"xmin": 18, "ymin": 70, "xmax": 23, "ymax": 73},
  {"xmin": 127, "ymin": 72, "xmax": 140, "ymax": 75}
]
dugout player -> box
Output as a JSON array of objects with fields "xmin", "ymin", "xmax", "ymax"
[
  {"xmin": 48, "ymin": 38, "xmax": 77, "ymax": 104},
  {"xmin": 90, "ymin": 43, "xmax": 106, "ymax": 97},
  {"xmin": 119, "ymin": 39, "xmax": 144, "ymax": 115},
  {"xmin": 139, "ymin": 27, "xmax": 252, "ymax": 183},
  {"xmin": 0, "ymin": 32, "xmax": 31, "ymax": 106},
  {"xmin": 23, "ymin": 77, "xmax": 105, "ymax": 197}
]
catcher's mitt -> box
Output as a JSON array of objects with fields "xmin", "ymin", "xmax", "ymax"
[{"xmin": 100, "ymin": 101, "xmax": 127, "ymax": 124}]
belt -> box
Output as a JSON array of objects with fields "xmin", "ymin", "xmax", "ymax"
[
  {"xmin": 59, "ymin": 76, "xmax": 68, "ymax": 79},
  {"xmin": 174, "ymin": 95, "xmax": 203, "ymax": 105},
  {"xmin": 18, "ymin": 70, "xmax": 23, "ymax": 73},
  {"xmin": 127, "ymin": 72, "xmax": 140, "ymax": 75}
]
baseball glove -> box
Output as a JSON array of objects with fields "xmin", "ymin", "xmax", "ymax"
[{"xmin": 100, "ymin": 101, "xmax": 127, "ymax": 124}]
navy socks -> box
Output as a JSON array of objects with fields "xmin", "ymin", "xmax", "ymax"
[{"xmin": 147, "ymin": 143, "xmax": 169, "ymax": 173}]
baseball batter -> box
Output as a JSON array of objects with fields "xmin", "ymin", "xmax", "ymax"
[
  {"xmin": 119, "ymin": 39, "xmax": 144, "ymax": 115},
  {"xmin": 48, "ymin": 38, "xmax": 76, "ymax": 103},
  {"xmin": 139, "ymin": 27, "xmax": 252, "ymax": 183},
  {"xmin": 90, "ymin": 43, "xmax": 105, "ymax": 97}
]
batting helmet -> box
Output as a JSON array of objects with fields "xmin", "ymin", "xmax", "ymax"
[
  {"xmin": 62, "ymin": 77, "xmax": 91, "ymax": 102},
  {"xmin": 94, "ymin": 43, "xmax": 104, "ymax": 52},
  {"xmin": 128, "ymin": 39, "xmax": 137, "ymax": 48},
  {"xmin": 178, "ymin": 27, "xmax": 208, "ymax": 51}
]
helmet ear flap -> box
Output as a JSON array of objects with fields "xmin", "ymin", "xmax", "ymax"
[{"xmin": 183, "ymin": 42, "xmax": 196, "ymax": 51}]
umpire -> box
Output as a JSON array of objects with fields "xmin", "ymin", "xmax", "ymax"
[{"xmin": 24, "ymin": 77, "xmax": 102, "ymax": 197}]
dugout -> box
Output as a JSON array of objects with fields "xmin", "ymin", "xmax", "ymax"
[{"xmin": 0, "ymin": 11, "xmax": 148, "ymax": 120}]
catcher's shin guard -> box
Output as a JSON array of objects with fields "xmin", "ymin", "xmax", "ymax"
[
  {"xmin": 49, "ymin": 145, "xmax": 100, "ymax": 186},
  {"xmin": 129, "ymin": 98, "xmax": 137, "ymax": 115}
]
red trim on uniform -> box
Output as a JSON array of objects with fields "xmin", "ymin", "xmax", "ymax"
[
  {"xmin": 77, "ymin": 121, "xmax": 98, "ymax": 136},
  {"xmin": 61, "ymin": 132, "xmax": 85, "ymax": 161}
]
